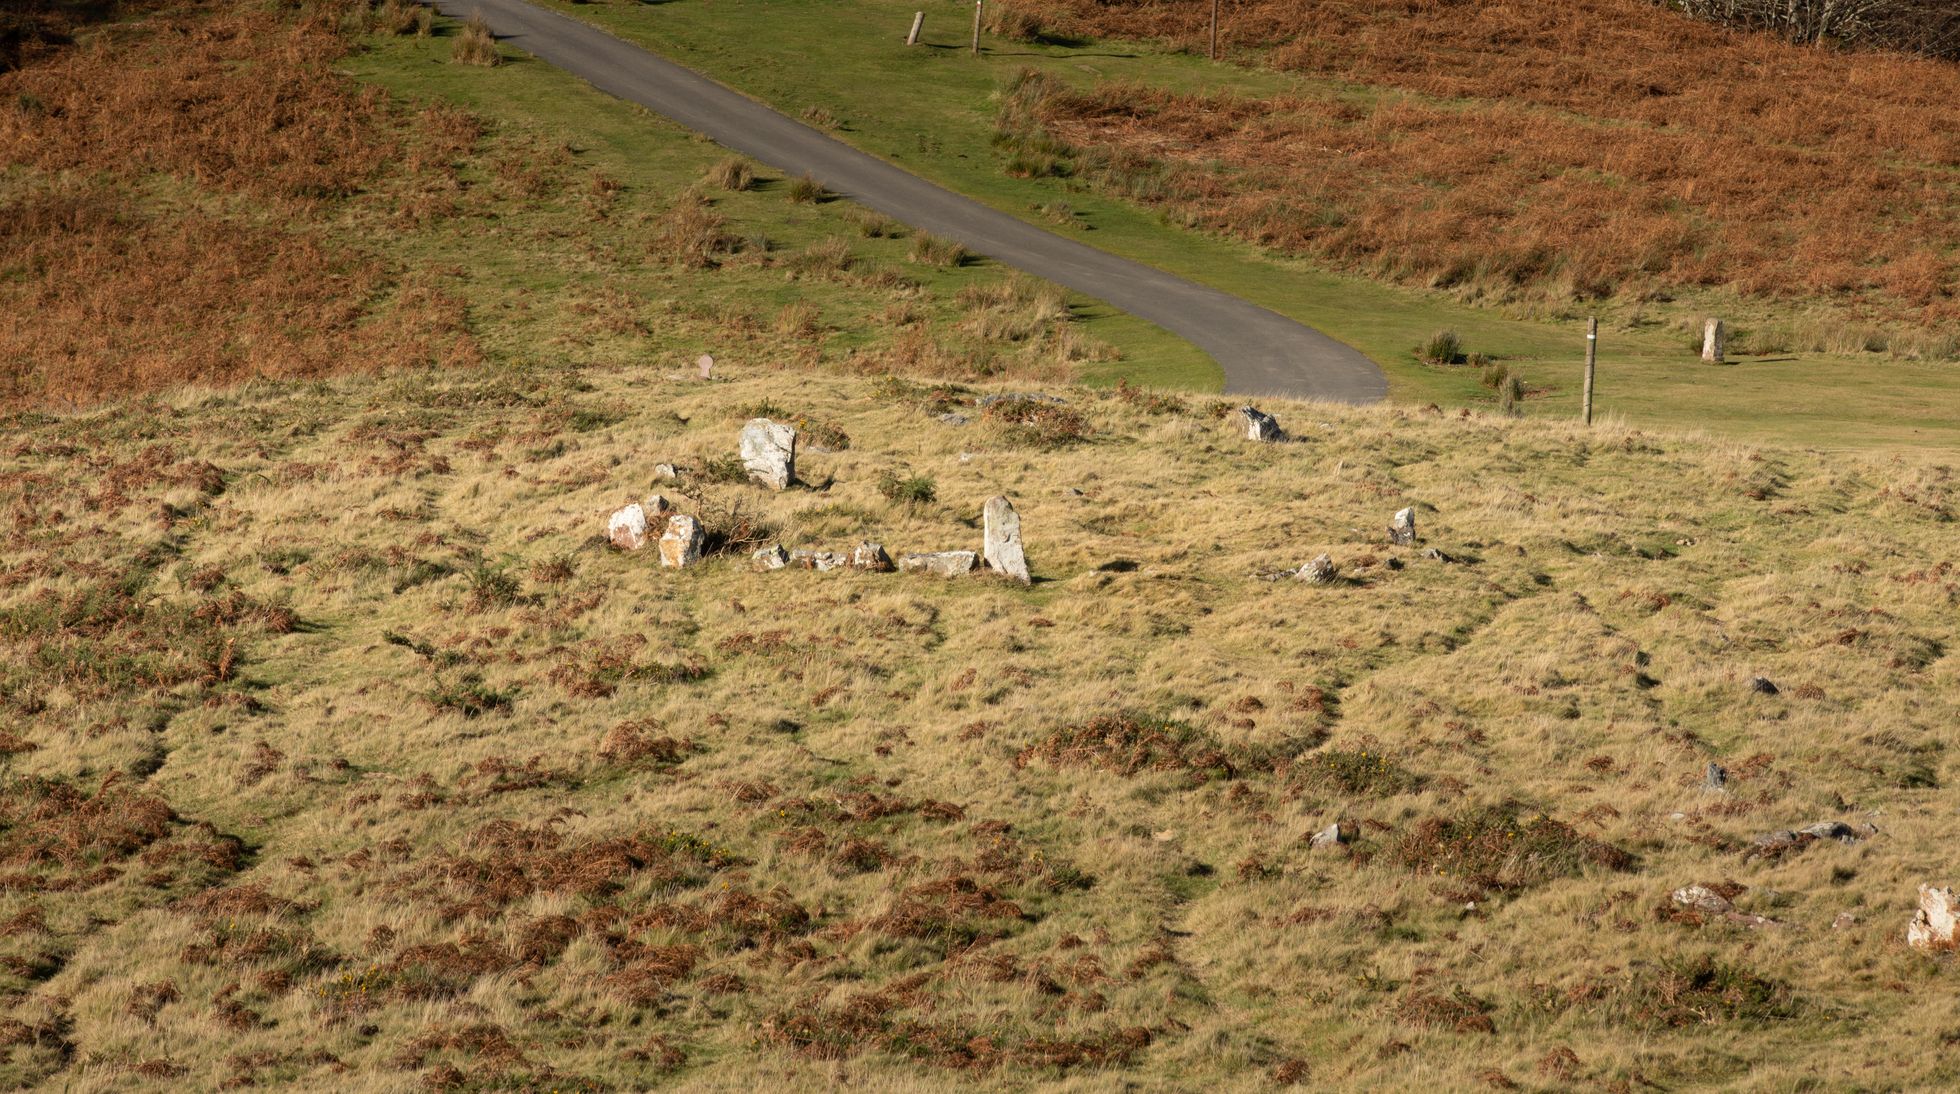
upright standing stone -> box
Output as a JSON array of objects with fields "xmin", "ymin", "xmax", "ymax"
[
  {"xmin": 983, "ymin": 496, "xmax": 1030, "ymax": 584},
  {"xmin": 1702, "ymin": 318, "xmax": 1726, "ymax": 363},
  {"xmin": 740, "ymin": 419, "xmax": 797, "ymax": 490},
  {"xmin": 1908, "ymin": 884, "xmax": 1958, "ymax": 952},
  {"xmin": 1389, "ymin": 507, "xmax": 1418, "ymax": 546},
  {"xmin": 1237, "ymin": 406, "xmax": 1286, "ymax": 442},
  {"xmin": 608, "ymin": 504, "xmax": 649, "ymax": 551},
  {"xmin": 659, "ymin": 514, "xmax": 705, "ymax": 568}
]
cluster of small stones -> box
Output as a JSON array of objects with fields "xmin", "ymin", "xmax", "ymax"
[{"xmin": 749, "ymin": 496, "xmax": 1026, "ymax": 582}]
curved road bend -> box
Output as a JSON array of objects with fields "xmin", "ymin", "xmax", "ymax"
[{"xmin": 430, "ymin": 0, "xmax": 1387, "ymax": 402}]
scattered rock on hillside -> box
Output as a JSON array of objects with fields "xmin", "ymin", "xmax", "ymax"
[
  {"xmin": 851, "ymin": 542, "xmax": 894, "ymax": 572},
  {"xmin": 1389, "ymin": 507, "xmax": 1418, "ymax": 546},
  {"xmin": 1308, "ymin": 821, "xmax": 1353, "ymax": 850},
  {"xmin": 753, "ymin": 544, "xmax": 789, "ymax": 571},
  {"xmin": 1833, "ymin": 912, "xmax": 1859, "ymax": 931},
  {"xmin": 740, "ymin": 418, "xmax": 796, "ymax": 490},
  {"xmin": 1750, "ymin": 676, "xmax": 1779, "ymax": 695},
  {"xmin": 1238, "ymin": 406, "xmax": 1286, "ymax": 442},
  {"xmin": 1671, "ymin": 884, "xmax": 1735, "ymax": 916},
  {"xmin": 1297, "ymin": 554, "xmax": 1337, "ymax": 585},
  {"xmin": 654, "ymin": 463, "xmax": 681, "ymax": 482},
  {"xmin": 978, "ymin": 392, "xmax": 1064, "ymax": 408},
  {"xmin": 1703, "ymin": 763, "xmax": 1727, "ymax": 792},
  {"xmin": 899, "ymin": 550, "xmax": 978, "ymax": 576},
  {"xmin": 791, "ymin": 548, "xmax": 847, "ymax": 572},
  {"xmin": 645, "ymin": 494, "xmax": 675, "ymax": 518},
  {"xmin": 983, "ymin": 496, "xmax": 1030, "ymax": 584},
  {"xmin": 1907, "ymin": 885, "xmax": 1957, "ymax": 951},
  {"xmin": 937, "ymin": 412, "xmax": 970, "ymax": 426},
  {"xmin": 1421, "ymin": 546, "xmax": 1454, "ymax": 563},
  {"xmin": 1747, "ymin": 819, "xmax": 1875, "ymax": 859},
  {"xmin": 608, "ymin": 503, "xmax": 650, "ymax": 551},
  {"xmin": 659, "ymin": 514, "xmax": 705, "ymax": 568}
]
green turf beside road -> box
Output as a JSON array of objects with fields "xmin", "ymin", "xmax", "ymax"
[{"xmin": 497, "ymin": 0, "xmax": 1960, "ymax": 451}]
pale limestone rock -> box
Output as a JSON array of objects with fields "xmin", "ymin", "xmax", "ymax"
[
  {"xmin": 899, "ymin": 550, "xmax": 977, "ymax": 576},
  {"xmin": 1237, "ymin": 406, "xmax": 1285, "ymax": 442},
  {"xmin": 1907, "ymin": 885, "xmax": 1956, "ymax": 952},
  {"xmin": 851, "ymin": 541, "xmax": 894, "ymax": 572},
  {"xmin": 1297, "ymin": 553, "xmax": 1336, "ymax": 585},
  {"xmin": 1389, "ymin": 507, "xmax": 1418, "ymax": 546},
  {"xmin": 740, "ymin": 418, "xmax": 796, "ymax": 490},
  {"xmin": 608, "ymin": 504, "xmax": 649, "ymax": 551},
  {"xmin": 983, "ymin": 495, "xmax": 1030, "ymax": 584},
  {"xmin": 658, "ymin": 514, "xmax": 704, "ymax": 568},
  {"xmin": 752, "ymin": 544, "xmax": 789, "ymax": 571}
]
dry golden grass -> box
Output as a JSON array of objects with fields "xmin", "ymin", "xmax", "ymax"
[
  {"xmin": 3, "ymin": 356, "xmax": 1958, "ymax": 1088},
  {"xmin": 994, "ymin": 0, "xmax": 1960, "ymax": 336}
]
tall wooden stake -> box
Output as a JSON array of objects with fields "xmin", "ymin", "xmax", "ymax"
[
  {"xmin": 972, "ymin": 0, "xmax": 982, "ymax": 55},
  {"xmin": 1210, "ymin": 0, "xmax": 1219, "ymax": 60},
  {"xmin": 906, "ymin": 10, "xmax": 924, "ymax": 45},
  {"xmin": 1582, "ymin": 316, "xmax": 1598, "ymax": 426}
]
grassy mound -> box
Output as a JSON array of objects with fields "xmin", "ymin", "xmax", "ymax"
[{"xmin": 2, "ymin": 358, "xmax": 1956, "ymax": 1088}]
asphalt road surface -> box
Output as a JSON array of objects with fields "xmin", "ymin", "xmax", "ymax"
[{"xmin": 430, "ymin": 0, "xmax": 1388, "ymax": 402}]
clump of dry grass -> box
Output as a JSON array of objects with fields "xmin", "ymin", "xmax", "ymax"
[
  {"xmin": 908, "ymin": 231, "xmax": 968, "ymax": 268},
  {"xmin": 785, "ymin": 173, "xmax": 825, "ymax": 203},
  {"xmin": 702, "ymin": 155, "xmax": 754, "ymax": 192},
  {"xmin": 451, "ymin": 12, "xmax": 500, "ymax": 66}
]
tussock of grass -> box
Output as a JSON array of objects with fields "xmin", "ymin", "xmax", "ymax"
[{"xmin": 451, "ymin": 13, "xmax": 500, "ymax": 67}]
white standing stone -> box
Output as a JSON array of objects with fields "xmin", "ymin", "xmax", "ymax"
[
  {"xmin": 659, "ymin": 514, "xmax": 705, "ymax": 568},
  {"xmin": 608, "ymin": 503, "xmax": 649, "ymax": 551},
  {"xmin": 983, "ymin": 496, "xmax": 1030, "ymax": 584},
  {"xmin": 752, "ymin": 544, "xmax": 790, "ymax": 571},
  {"xmin": 739, "ymin": 418, "xmax": 797, "ymax": 490},
  {"xmin": 1389, "ymin": 507, "xmax": 1418, "ymax": 546},
  {"xmin": 1237, "ymin": 406, "xmax": 1286, "ymax": 442},
  {"xmin": 1907, "ymin": 884, "xmax": 1957, "ymax": 951},
  {"xmin": 899, "ymin": 550, "xmax": 978, "ymax": 576},
  {"xmin": 1702, "ymin": 318, "xmax": 1726, "ymax": 363}
]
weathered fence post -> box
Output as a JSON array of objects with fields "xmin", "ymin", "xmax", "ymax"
[
  {"xmin": 1702, "ymin": 317, "xmax": 1726, "ymax": 364},
  {"xmin": 972, "ymin": 0, "xmax": 982, "ymax": 55},
  {"xmin": 1583, "ymin": 316, "xmax": 1598, "ymax": 426},
  {"xmin": 906, "ymin": 10, "xmax": 924, "ymax": 45},
  {"xmin": 1210, "ymin": 0, "xmax": 1219, "ymax": 60}
]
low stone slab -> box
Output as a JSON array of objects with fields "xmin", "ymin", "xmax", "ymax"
[{"xmin": 899, "ymin": 550, "xmax": 977, "ymax": 576}]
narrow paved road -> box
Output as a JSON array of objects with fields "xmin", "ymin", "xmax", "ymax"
[{"xmin": 432, "ymin": 0, "xmax": 1387, "ymax": 402}]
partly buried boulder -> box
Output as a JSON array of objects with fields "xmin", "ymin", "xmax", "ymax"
[
  {"xmin": 899, "ymin": 551, "xmax": 977, "ymax": 577},
  {"xmin": 851, "ymin": 542, "xmax": 894, "ymax": 572},
  {"xmin": 740, "ymin": 418, "xmax": 796, "ymax": 490}
]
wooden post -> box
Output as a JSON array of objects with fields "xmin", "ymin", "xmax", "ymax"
[
  {"xmin": 1701, "ymin": 317, "xmax": 1726, "ymax": 364},
  {"xmin": 906, "ymin": 10, "xmax": 924, "ymax": 45},
  {"xmin": 1210, "ymin": 0, "xmax": 1219, "ymax": 60},
  {"xmin": 1582, "ymin": 316, "xmax": 1598, "ymax": 426},
  {"xmin": 972, "ymin": 0, "xmax": 982, "ymax": 55}
]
